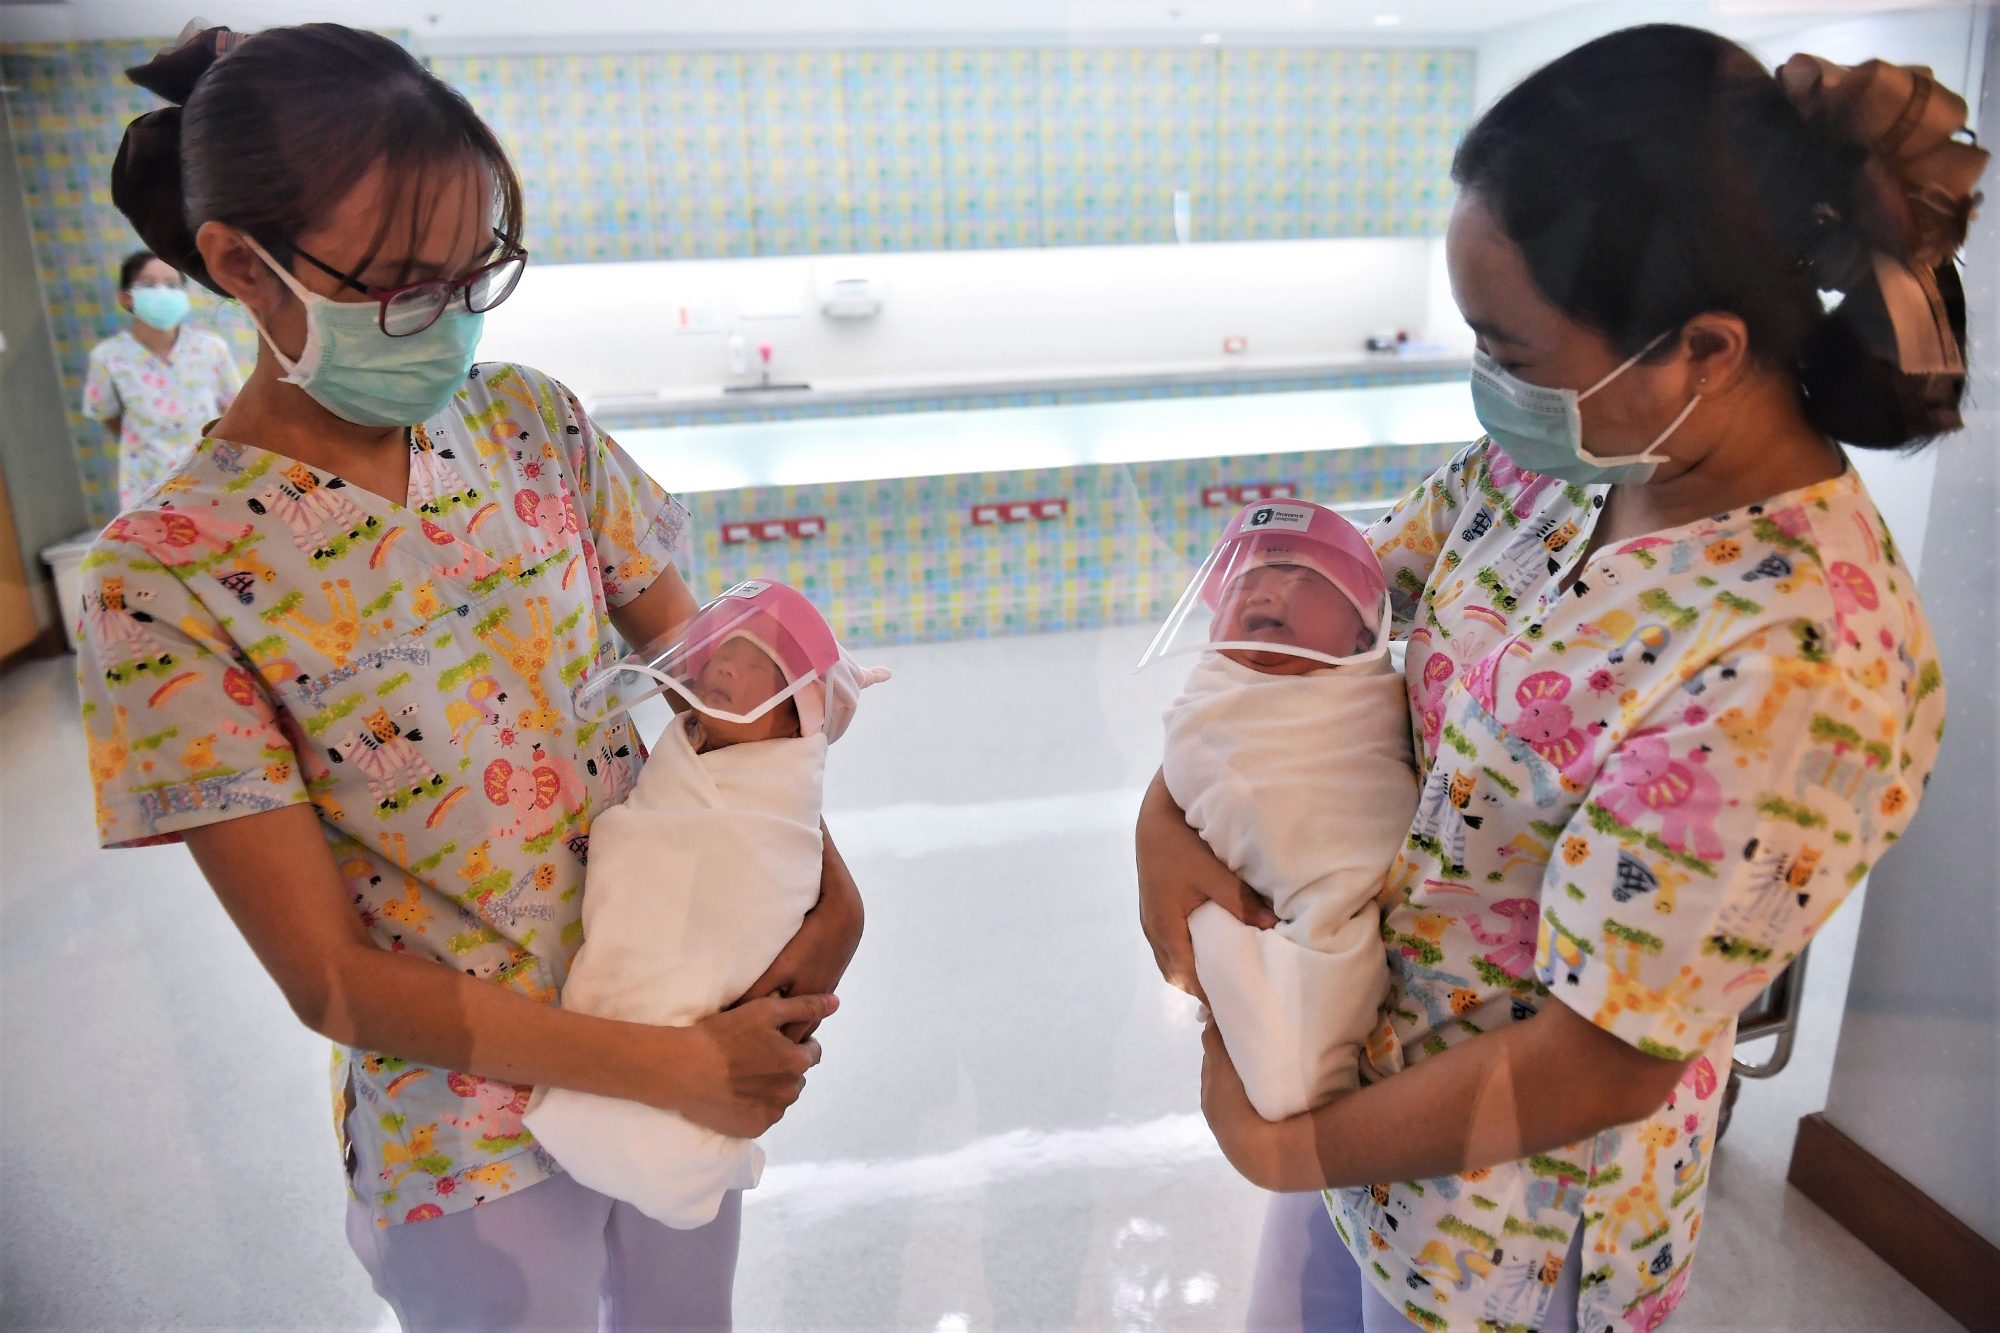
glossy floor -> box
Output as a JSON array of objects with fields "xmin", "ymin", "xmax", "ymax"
[{"xmin": 0, "ymin": 628, "xmax": 1957, "ymax": 1331}]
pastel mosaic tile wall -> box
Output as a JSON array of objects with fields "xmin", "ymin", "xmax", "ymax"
[
  {"xmin": 1, "ymin": 38, "xmax": 263, "ymax": 524},
  {"xmin": 429, "ymin": 45, "xmax": 1474, "ymax": 260},
  {"xmin": 7, "ymin": 36, "xmax": 1471, "ymax": 527},
  {"xmin": 1216, "ymin": 49, "xmax": 1473, "ymax": 238},
  {"xmin": 674, "ymin": 440, "xmax": 1461, "ymax": 647}
]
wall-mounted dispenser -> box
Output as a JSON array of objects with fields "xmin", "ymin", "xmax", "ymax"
[{"xmin": 815, "ymin": 266, "xmax": 884, "ymax": 321}]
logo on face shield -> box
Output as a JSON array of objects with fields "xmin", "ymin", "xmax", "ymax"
[{"xmin": 1245, "ymin": 502, "xmax": 1314, "ymax": 533}]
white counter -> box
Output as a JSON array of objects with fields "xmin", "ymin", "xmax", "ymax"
[
  {"xmin": 587, "ymin": 351, "xmax": 1468, "ymax": 417},
  {"xmin": 617, "ymin": 379, "xmax": 1478, "ymax": 494}
]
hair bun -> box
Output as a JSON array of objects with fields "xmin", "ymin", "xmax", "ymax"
[
  {"xmin": 111, "ymin": 23, "xmax": 244, "ymax": 295},
  {"xmin": 1777, "ymin": 52, "xmax": 1987, "ymax": 442},
  {"xmin": 111, "ymin": 106, "xmax": 214, "ymax": 290},
  {"xmin": 126, "ymin": 23, "xmax": 242, "ymax": 105},
  {"xmin": 1777, "ymin": 53, "xmax": 1987, "ymax": 266}
]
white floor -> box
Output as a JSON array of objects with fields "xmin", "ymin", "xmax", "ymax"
[{"xmin": 0, "ymin": 627, "xmax": 1959, "ymax": 1331}]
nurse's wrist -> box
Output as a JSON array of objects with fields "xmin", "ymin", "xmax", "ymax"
[{"xmin": 607, "ymin": 1019, "xmax": 702, "ymax": 1113}]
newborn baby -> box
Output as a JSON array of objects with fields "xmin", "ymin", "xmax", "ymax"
[
  {"xmin": 1151, "ymin": 500, "xmax": 1419, "ymax": 1120},
  {"xmin": 523, "ymin": 579, "xmax": 887, "ymax": 1228}
]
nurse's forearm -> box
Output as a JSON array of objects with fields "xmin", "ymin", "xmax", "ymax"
[
  {"xmin": 308, "ymin": 943, "xmax": 699, "ymax": 1107},
  {"xmin": 183, "ymin": 804, "xmax": 691, "ymax": 1109},
  {"xmin": 1207, "ymin": 999, "xmax": 1688, "ymax": 1192}
]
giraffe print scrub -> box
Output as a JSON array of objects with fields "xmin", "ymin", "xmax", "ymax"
[{"xmin": 76, "ymin": 362, "xmax": 689, "ymax": 1228}]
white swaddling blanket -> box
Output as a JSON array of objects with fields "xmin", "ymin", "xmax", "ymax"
[
  {"xmin": 1162, "ymin": 652, "xmax": 1418, "ymax": 1120},
  {"xmin": 522, "ymin": 717, "xmax": 826, "ymax": 1229}
]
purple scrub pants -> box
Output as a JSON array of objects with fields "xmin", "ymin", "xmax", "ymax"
[{"xmin": 346, "ymin": 1171, "xmax": 741, "ymax": 1332}]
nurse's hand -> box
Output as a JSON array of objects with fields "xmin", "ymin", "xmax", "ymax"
[
  {"xmin": 667, "ymin": 993, "xmax": 837, "ymax": 1138},
  {"xmin": 734, "ymin": 822, "xmax": 864, "ymax": 1042},
  {"xmin": 1200, "ymin": 1019, "xmax": 1320, "ymax": 1193},
  {"xmin": 1136, "ymin": 769, "xmax": 1276, "ymax": 1003}
]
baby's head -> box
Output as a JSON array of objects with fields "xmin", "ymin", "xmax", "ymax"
[
  {"xmin": 1214, "ymin": 562, "xmax": 1370, "ymax": 675},
  {"xmin": 576, "ymin": 579, "xmax": 889, "ymax": 747},
  {"xmin": 679, "ymin": 634, "xmax": 802, "ymax": 748}
]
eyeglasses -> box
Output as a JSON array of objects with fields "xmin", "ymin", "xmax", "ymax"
[{"xmin": 286, "ymin": 236, "xmax": 530, "ymax": 337}]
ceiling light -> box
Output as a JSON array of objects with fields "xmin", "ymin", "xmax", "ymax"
[
  {"xmin": 1200, "ymin": 31, "xmax": 1222, "ymax": 44},
  {"xmin": 1374, "ymin": 14, "xmax": 1403, "ymax": 26}
]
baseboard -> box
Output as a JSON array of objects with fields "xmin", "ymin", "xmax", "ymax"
[{"xmin": 1788, "ymin": 1112, "xmax": 2000, "ymax": 1330}]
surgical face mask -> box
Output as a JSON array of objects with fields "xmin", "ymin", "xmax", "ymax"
[
  {"xmin": 243, "ymin": 236, "xmax": 482, "ymax": 428},
  {"xmin": 129, "ymin": 286, "xmax": 190, "ymax": 332},
  {"xmin": 1470, "ymin": 333, "xmax": 1700, "ymax": 486}
]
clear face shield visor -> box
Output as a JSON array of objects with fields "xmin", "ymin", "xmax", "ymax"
[
  {"xmin": 573, "ymin": 579, "xmax": 842, "ymax": 734},
  {"xmin": 1136, "ymin": 500, "xmax": 1392, "ymax": 673}
]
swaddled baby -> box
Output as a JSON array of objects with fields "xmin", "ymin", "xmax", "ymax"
[
  {"xmin": 523, "ymin": 579, "xmax": 888, "ymax": 1228},
  {"xmin": 1147, "ymin": 500, "xmax": 1418, "ymax": 1120}
]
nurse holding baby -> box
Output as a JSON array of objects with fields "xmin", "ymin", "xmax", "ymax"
[
  {"xmin": 1137, "ymin": 23, "xmax": 1977, "ymax": 1332},
  {"xmin": 82, "ymin": 21, "xmax": 873, "ymax": 1330}
]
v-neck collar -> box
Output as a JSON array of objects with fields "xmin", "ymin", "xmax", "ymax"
[
  {"xmin": 1533, "ymin": 466, "xmax": 1861, "ymax": 617},
  {"xmin": 197, "ymin": 427, "xmax": 419, "ymax": 514}
]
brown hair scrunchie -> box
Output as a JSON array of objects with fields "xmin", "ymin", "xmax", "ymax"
[
  {"xmin": 109, "ymin": 24, "xmax": 245, "ymax": 295},
  {"xmin": 1778, "ymin": 54, "xmax": 1987, "ymax": 267},
  {"xmin": 1778, "ymin": 52, "xmax": 1988, "ymax": 385}
]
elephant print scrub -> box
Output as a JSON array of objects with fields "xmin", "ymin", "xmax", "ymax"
[
  {"xmin": 76, "ymin": 362, "xmax": 688, "ymax": 1228},
  {"xmin": 1339, "ymin": 439, "xmax": 1943, "ymax": 1332}
]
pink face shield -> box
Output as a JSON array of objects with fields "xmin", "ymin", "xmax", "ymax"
[
  {"xmin": 573, "ymin": 579, "xmax": 886, "ymax": 740},
  {"xmin": 1136, "ymin": 499, "xmax": 1392, "ymax": 672}
]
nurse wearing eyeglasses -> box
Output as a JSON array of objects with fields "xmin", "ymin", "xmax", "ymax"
[{"xmin": 77, "ymin": 23, "xmax": 860, "ymax": 1329}]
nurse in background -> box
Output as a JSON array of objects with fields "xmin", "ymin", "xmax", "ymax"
[{"xmin": 82, "ymin": 249, "xmax": 243, "ymax": 509}]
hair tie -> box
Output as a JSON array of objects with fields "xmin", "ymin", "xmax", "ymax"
[
  {"xmin": 1778, "ymin": 53, "xmax": 1988, "ymax": 385},
  {"xmin": 126, "ymin": 22, "xmax": 244, "ymax": 105},
  {"xmin": 1777, "ymin": 53, "xmax": 1986, "ymax": 267}
]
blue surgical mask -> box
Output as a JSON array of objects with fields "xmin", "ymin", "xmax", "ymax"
[
  {"xmin": 244, "ymin": 237, "xmax": 481, "ymax": 428},
  {"xmin": 130, "ymin": 286, "xmax": 191, "ymax": 332},
  {"xmin": 1470, "ymin": 334, "xmax": 1699, "ymax": 486}
]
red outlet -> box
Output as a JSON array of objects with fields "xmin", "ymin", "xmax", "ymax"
[
  {"xmin": 1202, "ymin": 482, "xmax": 1297, "ymax": 507},
  {"xmin": 971, "ymin": 498, "xmax": 1068, "ymax": 526},
  {"xmin": 720, "ymin": 515, "xmax": 826, "ymax": 544}
]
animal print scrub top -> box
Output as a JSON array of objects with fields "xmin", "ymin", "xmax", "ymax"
[
  {"xmin": 76, "ymin": 362, "xmax": 688, "ymax": 1226},
  {"xmin": 1333, "ymin": 440, "xmax": 1943, "ymax": 1331}
]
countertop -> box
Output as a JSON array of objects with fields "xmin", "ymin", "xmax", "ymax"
[
  {"xmin": 616, "ymin": 378, "xmax": 1478, "ymax": 494},
  {"xmin": 586, "ymin": 350, "xmax": 1469, "ymax": 416}
]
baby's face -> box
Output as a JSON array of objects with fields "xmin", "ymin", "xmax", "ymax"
[
  {"xmin": 686, "ymin": 637, "xmax": 800, "ymax": 744},
  {"xmin": 1214, "ymin": 563, "xmax": 1367, "ymax": 675}
]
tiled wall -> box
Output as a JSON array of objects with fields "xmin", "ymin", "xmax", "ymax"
[
  {"xmin": 1, "ymin": 39, "xmax": 262, "ymax": 524},
  {"xmin": 432, "ymin": 46, "xmax": 1475, "ymax": 262},
  {"xmin": 676, "ymin": 440, "xmax": 1459, "ymax": 647},
  {"xmin": 4, "ymin": 36, "xmax": 1471, "ymax": 527}
]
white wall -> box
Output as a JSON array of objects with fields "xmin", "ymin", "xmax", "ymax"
[
  {"xmin": 1468, "ymin": 2, "xmax": 1984, "ymax": 567},
  {"xmin": 477, "ymin": 237, "xmax": 1448, "ymax": 407},
  {"xmin": 1473, "ymin": 2, "xmax": 1984, "ymax": 113},
  {"xmin": 1814, "ymin": 5, "xmax": 1999, "ymax": 1248},
  {"xmin": 1737, "ymin": 5, "xmax": 1986, "ymax": 96},
  {"xmin": 1750, "ymin": 3, "xmax": 1982, "ymax": 577}
]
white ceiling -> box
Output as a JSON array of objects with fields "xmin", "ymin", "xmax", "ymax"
[{"xmin": 0, "ymin": 0, "xmax": 1962, "ymax": 48}]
